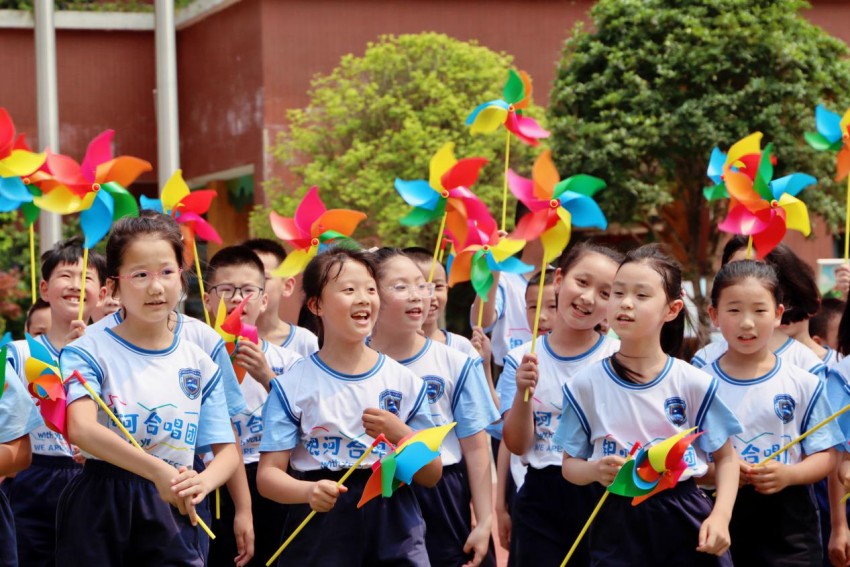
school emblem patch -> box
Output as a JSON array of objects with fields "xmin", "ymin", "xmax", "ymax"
[
  {"xmin": 379, "ymin": 389, "xmax": 403, "ymax": 416},
  {"xmin": 774, "ymin": 394, "xmax": 796, "ymax": 424},
  {"xmin": 178, "ymin": 368, "xmax": 202, "ymax": 400},
  {"xmin": 664, "ymin": 397, "xmax": 687, "ymax": 426},
  {"xmin": 423, "ymin": 376, "xmax": 445, "ymax": 404}
]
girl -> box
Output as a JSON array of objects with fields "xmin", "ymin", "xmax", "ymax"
[
  {"xmin": 499, "ymin": 242, "xmax": 622, "ymax": 566},
  {"xmin": 556, "ymin": 244, "xmax": 742, "ymax": 566},
  {"xmin": 369, "ymin": 248, "xmax": 499, "ymax": 567},
  {"xmin": 704, "ymin": 260, "xmax": 839, "ymax": 565},
  {"xmin": 57, "ymin": 215, "xmax": 240, "ymax": 566},
  {"xmin": 256, "ymin": 247, "xmax": 440, "ymax": 567}
]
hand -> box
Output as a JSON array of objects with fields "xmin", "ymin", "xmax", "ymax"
[
  {"xmin": 839, "ymin": 458, "xmax": 850, "ymax": 491},
  {"xmin": 835, "ymin": 264, "xmax": 850, "ymax": 296},
  {"xmin": 362, "ymin": 408, "xmax": 410, "ymax": 445},
  {"xmin": 233, "ymin": 508, "xmax": 256, "ymax": 567},
  {"xmin": 495, "ymin": 506, "xmax": 511, "ymax": 551},
  {"xmin": 310, "ymin": 479, "xmax": 347, "ymax": 512},
  {"xmin": 697, "ymin": 511, "xmax": 731, "ymax": 556},
  {"xmin": 71, "ymin": 445, "xmax": 86, "ymax": 465},
  {"xmin": 171, "ymin": 465, "xmax": 212, "ymax": 505},
  {"xmin": 65, "ymin": 320, "xmax": 87, "ymax": 343},
  {"xmin": 462, "ymin": 523, "xmax": 491, "ymax": 567},
  {"xmin": 152, "ymin": 463, "xmax": 187, "ymax": 513},
  {"xmin": 738, "ymin": 460, "xmax": 752, "ymax": 487},
  {"xmin": 595, "ymin": 456, "xmax": 626, "ymax": 486},
  {"xmin": 234, "ymin": 339, "xmax": 275, "ymax": 388},
  {"xmin": 747, "ymin": 460, "xmax": 792, "ymax": 495},
  {"xmin": 471, "ymin": 327, "xmax": 492, "ymax": 360},
  {"xmin": 514, "ymin": 353, "xmax": 539, "ymax": 398}
]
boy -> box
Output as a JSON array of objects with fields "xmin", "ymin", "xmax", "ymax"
[
  {"xmin": 204, "ymin": 245, "xmax": 302, "ymax": 567},
  {"xmin": 242, "ymin": 239, "xmax": 318, "ymax": 357},
  {"xmin": 24, "ymin": 298, "xmax": 51, "ymax": 337},
  {"xmin": 3, "ymin": 238, "xmax": 105, "ymax": 567}
]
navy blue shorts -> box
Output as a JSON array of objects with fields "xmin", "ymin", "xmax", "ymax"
[
  {"xmin": 193, "ymin": 455, "xmax": 212, "ymax": 563},
  {"xmin": 0, "ymin": 488, "xmax": 17, "ymax": 567},
  {"xmin": 731, "ymin": 484, "xmax": 821, "ymax": 566},
  {"xmin": 412, "ymin": 462, "xmax": 496, "ymax": 567},
  {"xmin": 589, "ymin": 478, "xmax": 732, "ymax": 567},
  {"xmin": 55, "ymin": 460, "xmax": 206, "ymax": 567},
  {"xmin": 209, "ymin": 461, "xmax": 289, "ymax": 567},
  {"xmin": 3, "ymin": 454, "xmax": 81, "ymax": 567},
  {"xmin": 508, "ymin": 465, "xmax": 602, "ymax": 567},
  {"xmin": 272, "ymin": 468, "xmax": 429, "ymax": 567}
]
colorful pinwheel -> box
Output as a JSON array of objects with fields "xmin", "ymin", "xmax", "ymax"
[
  {"xmin": 80, "ymin": 182, "xmax": 140, "ymax": 248},
  {"xmin": 213, "ymin": 297, "xmax": 259, "ymax": 384},
  {"xmin": 23, "ymin": 334, "xmax": 67, "ymax": 436},
  {"xmin": 269, "ymin": 186, "xmax": 367, "ymax": 278},
  {"xmin": 716, "ymin": 143, "xmax": 815, "ymax": 259},
  {"xmin": 357, "ymin": 423, "xmax": 456, "ymax": 508},
  {"xmin": 448, "ymin": 220, "xmax": 532, "ymax": 299},
  {"xmin": 466, "ymin": 69, "xmax": 549, "ymax": 146},
  {"xmin": 704, "ymin": 132, "xmax": 775, "ymax": 202},
  {"xmin": 0, "ymin": 108, "xmax": 46, "ymax": 179}
]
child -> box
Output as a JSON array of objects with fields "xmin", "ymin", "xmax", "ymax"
[
  {"xmin": 499, "ymin": 243, "xmax": 622, "ymax": 566},
  {"xmin": 57, "ymin": 215, "xmax": 240, "ymax": 566},
  {"xmin": 369, "ymin": 248, "xmax": 499, "ymax": 566},
  {"xmin": 257, "ymin": 247, "xmax": 441, "ymax": 566},
  {"xmin": 24, "ymin": 298, "xmax": 50, "ymax": 337},
  {"xmin": 0, "ymin": 359, "xmax": 43, "ymax": 567},
  {"xmin": 524, "ymin": 268, "xmax": 558, "ymax": 338},
  {"xmin": 811, "ymin": 297, "xmax": 844, "ymax": 356},
  {"xmin": 204, "ymin": 246, "xmax": 302, "ymax": 567},
  {"xmin": 705, "ymin": 260, "xmax": 839, "ymax": 565},
  {"xmin": 90, "ymin": 293, "xmax": 121, "ymax": 323},
  {"xmin": 242, "ymin": 238, "xmax": 319, "ymax": 357},
  {"xmin": 3, "ymin": 238, "xmax": 104, "ymax": 567},
  {"xmin": 556, "ymin": 244, "xmax": 742, "ymax": 566}
]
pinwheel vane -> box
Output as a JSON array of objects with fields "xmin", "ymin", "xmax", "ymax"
[
  {"xmin": 269, "ymin": 186, "xmax": 366, "ymax": 278},
  {"xmin": 466, "ymin": 69, "xmax": 550, "ymax": 230},
  {"xmin": 23, "ymin": 334, "xmax": 68, "ymax": 438},
  {"xmin": 805, "ymin": 105, "xmax": 850, "ymax": 259},
  {"xmin": 213, "ymin": 297, "xmax": 259, "ymax": 384}
]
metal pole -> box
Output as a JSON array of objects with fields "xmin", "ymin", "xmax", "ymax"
[
  {"xmin": 34, "ymin": 0, "xmax": 62, "ymax": 254},
  {"xmin": 155, "ymin": 0, "xmax": 180, "ymax": 191}
]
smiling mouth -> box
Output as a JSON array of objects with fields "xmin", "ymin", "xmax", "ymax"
[
  {"xmin": 615, "ymin": 314, "xmax": 634, "ymax": 322},
  {"xmin": 352, "ymin": 311, "xmax": 370, "ymax": 322},
  {"xmin": 572, "ymin": 303, "xmax": 591, "ymax": 316}
]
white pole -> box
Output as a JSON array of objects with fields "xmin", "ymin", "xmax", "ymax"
[{"xmin": 155, "ymin": 0, "xmax": 180, "ymax": 192}]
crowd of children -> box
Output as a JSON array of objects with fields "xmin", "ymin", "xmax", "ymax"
[{"xmin": 4, "ymin": 208, "xmax": 850, "ymax": 567}]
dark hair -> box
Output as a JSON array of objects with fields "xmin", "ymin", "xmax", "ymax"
[
  {"xmin": 557, "ymin": 241, "xmax": 624, "ymax": 276},
  {"xmin": 710, "ymin": 260, "xmax": 782, "ymax": 308},
  {"xmin": 302, "ymin": 247, "xmax": 376, "ymax": 348},
  {"xmin": 106, "ymin": 214, "xmax": 185, "ymax": 292},
  {"xmin": 25, "ymin": 298, "xmax": 50, "ymax": 330},
  {"xmin": 610, "ymin": 244, "xmax": 688, "ymax": 382},
  {"xmin": 812, "ymin": 297, "xmax": 844, "ymax": 340},
  {"xmin": 369, "ymin": 247, "xmax": 414, "ymax": 281},
  {"xmin": 206, "ymin": 245, "xmax": 265, "ymax": 285},
  {"xmin": 41, "ymin": 237, "xmax": 107, "ymax": 286},
  {"xmin": 721, "ymin": 238, "xmax": 819, "ymax": 325},
  {"xmin": 527, "ymin": 267, "xmax": 556, "ymax": 288},
  {"xmin": 401, "ymin": 246, "xmax": 434, "ymax": 265},
  {"xmin": 242, "ymin": 238, "xmax": 287, "ymax": 265}
]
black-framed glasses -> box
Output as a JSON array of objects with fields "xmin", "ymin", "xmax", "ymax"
[{"xmin": 208, "ymin": 284, "xmax": 264, "ymax": 300}]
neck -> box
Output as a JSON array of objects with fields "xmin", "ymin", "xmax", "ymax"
[
  {"xmin": 615, "ymin": 337, "xmax": 668, "ymax": 382},
  {"xmin": 370, "ymin": 324, "xmax": 427, "ymax": 361},
  {"xmin": 718, "ymin": 346, "xmax": 776, "ymax": 380},
  {"xmin": 316, "ymin": 337, "xmax": 377, "ymax": 374},
  {"xmin": 421, "ymin": 318, "xmax": 442, "ymax": 341},
  {"xmin": 46, "ymin": 313, "xmax": 77, "ymax": 349},
  {"xmin": 113, "ymin": 312, "xmax": 175, "ymax": 350},
  {"xmin": 784, "ymin": 322, "xmax": 827, "ymax": 359},
  {"xmin": 547, "ymin": 324, "xmax": 600, "ymax": 357},
  {"xmin": 255, "ymin": 310, "xmax": 291, "ymax": 340},
  {"xmin": 767, "ymin": 330, "xmax": 791, "ymax": 351}
]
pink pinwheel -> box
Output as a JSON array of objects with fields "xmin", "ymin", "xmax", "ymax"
[
  {"xmin": 466, "ymin": 70, "xmax": 549, "ymax": 146},
  {"xmin": 269, "ymin": 186, "xmax": 367, "ymax": 277},
  {"xmin": 214, "ymin": 297, "xmax": 259, "ymax": 384}
]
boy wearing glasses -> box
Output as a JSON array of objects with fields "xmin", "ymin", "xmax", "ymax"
[{"xmin": 204, "ymin": 245, "xmax": 302, "ymax": 567}]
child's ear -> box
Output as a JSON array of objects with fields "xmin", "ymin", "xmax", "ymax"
[
  {"xmin": 307, "ymin": 296, "xmax": 321, "ymax": 317},
  {"xmin": 774, "ymin": 303, "xmax": 786, "ymax": 327},
  {"xmin": 39, "ymin": 280, "xmax": 49, "ymax": 302},
  {"xmin": 812, "ymin": 334, "xmax": 825, "ymax": 347},
  {"xmin": 106, "ymin": 278, "xmax": 118, "ymax": 299},
  {"xmin": 97, "ymin": 285, "xmax": 108, "ymax": 304},
  {"xmin": 664, "ymin": 298, "xmax": 685, "ymax": 322},
  {"xmin": 707, "ymin": 304, "xmax": 719, "ymax": 328},
  {"xmin": 259, "ymin": 291, "xmax": 269, "ymax": 314},
  {"xmin": 281, "ymin": 277, "xmax": 296, "ymax": 298}
]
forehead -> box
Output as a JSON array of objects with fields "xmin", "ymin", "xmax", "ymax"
[
  {"xmin": 380, "ymin": 256, "xmax": 422, "ymax": 279},
  {"xmin": 211, "ymin": 263, "xmax": 264, "ymax": 285},
  {"xmin": 717, "ymin": 277, "xmax": 775, "ymax": 301},
  {"xmin": 614, "ymin": 261, "xmax": 664, "ymax": 285},
  {"xmin": 568, "ymin": 252, "xmax": 618, "ymax": 278},
  {"xmin": 120, "ymin": 237, "xmax": 179, "ymax": 267},
  {"xmin": 331, "ymin": 259, "xmax": 374, "ymax": 282},
  {"xmin": 50, "ymin": 259, "xmax": 84, "ymax": 273},
  {"xmin": 253, "ymin": 251, "xmax": 281, "ymax": 272}
]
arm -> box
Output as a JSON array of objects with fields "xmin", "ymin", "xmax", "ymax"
[
  {"xmin": 223, "ymin": 426, "xmax": 254, "ymax": 567},
  {"xmin": 459, "ymin": 431, "xmax": 493, "ymax": 567},
  {"xmin": 470, "ymin": 327, "xmax": 497, "ymax": 408},
  {"xmin": 562, "ymin": 453, "xmax": 624, "ymax": 487},
  {"xmin": 495, "ymin": 440, "xmax": 512, "ymax": 551},
  {"xmin": 0, "ymin": 435, "xmax": 32, "ymax": 476},
  {"xmin": 829, "ymin": 457, "xmax": 850, "ymax": 567},
  {"xmin": 747, "ymin": 449, "xmax": 836, "ymax": 494},
  {"xmin": 257, "ymin": 450, "xmax": 347, "ymax": 511},
  {"xmin": 502, "ymin": 354, "xmax": 538, "ymax": 456},
  {"xmin": 361, "ymin": 408, "xmax": 442, "ymax": 488},
  {"xmin": 697, "ymin": 439, "xmax": 738, "ymax": 556},
  {"xmin": 234, "ymin": 340, "xmax": 276, "ymax": 392}
]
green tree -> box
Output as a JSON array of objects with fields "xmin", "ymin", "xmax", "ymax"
[
  {"xmin": 254, "ymin": 32, "xmax": 545, "ymax": 247},
  {"xmin": 548, "ymin": 0, "xmax": 850, "ymax": 306}
]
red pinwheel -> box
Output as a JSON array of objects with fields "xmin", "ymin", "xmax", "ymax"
[{"xmin": 214, "ymin": 297, "xmax": 259, "ymax": 384}]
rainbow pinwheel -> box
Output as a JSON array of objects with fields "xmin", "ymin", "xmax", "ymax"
[
  {"xmin": 716, "ymin": 143, "xmax": 815, "ymax": 258},
  {"xmin": 466, "ymin": 70, "xmax": 549, "ymax": 146},
  {"xmin": 805, "ymin": 105, "xmax": 850, "ymax": 182},
  {"xmin": 141, "ymin": 169, "xmax": 222, "ymax": 247},
  {"xmin": 508, "ymin": 150, "xmax": 608, "ymax": 263},
  {"xmin": 608, "ymin": 428, "xmax": 703, "ymax": 506},
  {"xmin": 357, "ymin": 423, "xmax": 456, "ymax": 508},
  {"xmin": 269, "ymin": 186, "xmax": 366, "ymax": 278},
  {"xmin": 0, "ymin": 108, "xmax": 46, "ymax": 179},
  {"xmin": 80, "ymin": 182, "xmax": 140, "ymax": 248},
  {"xmin": 704, "ymin": 132, "xmax": 774, "ymax": 202},
  {"xmin": 0, "ymin": 175, "xmax": 34, "ymax": 213},
  {"xmin": 23, "ymin": 334, "xmax": 67, "ymax": 436},
  {"xmin": 213, "ymin": 297, "xmax": 259, "ymax": 384}
]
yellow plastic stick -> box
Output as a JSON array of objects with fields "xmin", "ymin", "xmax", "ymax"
[
  {"xmin": 78, "ymin": 247, "xmax": 89, "ymax": 321},
  {"xmin": 266, "ymin": 441, "xmax": 379, "ymax": 566},
  {"xmin": 501, "ymin": 130, "xmax": 511, "ymax": 232},
  {"xmin": 845, "ymin": 175, "xmax": 850, "ymax": 262},
  {"xmin": 756, "ymin": 402, "xmax": 850, "ymax": 468},
  {"xmin": 193, "ymin": 239, "xmax": 211, "ymax": 326},
  {"xmin": 561, "ymin": 491, "xmax": 610, "ymax": 567},
  {"xmin": 524, "ymin": 256, "xmax": 548, "ymax": 402},
  {"xmin": 215, "ymin": 487, "xmax": 221, "ymax": 520},
  {"xmin": 29, "ymin": 224, "xmax": 36, "ymax": 305},
  {"xmin": 69, "ymin": 371, "xmax": 216, "ymax": 540},
  {"xmin": 745, "ymin": 235, "xmax": 753, "ymax": 260},
  {"xmin": 476, "ymin": 299, "xmax": 485, "ymax": 329},
  {"xmin": 428, "ymin": 209, "xmax": 448, "ymax": 283}
]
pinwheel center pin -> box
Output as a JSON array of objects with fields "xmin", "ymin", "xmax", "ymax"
[
  {"xmin": 482, "ymin": 244, "xmax": 490, "ymax": 252},
  {"xmin": 549, "ymin": 198, "xmax": 560, "ymax": 209},
  {"xmin": 310, "ymin": 238, "xmax": 320, "ymax": 247},
  {"xmin": 92, "ymin": 183, "xmax": 101, "ymax": 192},
  {"xmin": 22, "ymin": 177, "xmax": 30, "ymax": 185},
  {"xmin": 440, "ymin": 190, "xmax": 450, "ymax": 198},
  {"xmin": 770, "ymin": 199, "xmax": 779, "ymax": 208},
  {"xmin": 507, "ymin": 104, "xmax": 515, "ymax": 113}
]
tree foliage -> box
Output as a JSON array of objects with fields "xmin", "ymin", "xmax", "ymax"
[
  {"xmin": 548, "ymin": 0, "xmax": 850, "ymax": 283},
  {"xmin": 254, "ymin": 32, "xmax": 544, "ymax": 247}
]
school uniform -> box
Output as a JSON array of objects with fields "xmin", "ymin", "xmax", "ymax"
[
  {"xmin": 259, "ymin": 352, "xmax": 434, "ymax": 566},
  {"xmin": 0, "ymin": 360, "xmax": 43, "ymax": 567},
  {"xmin": 397, "ymin": 339, "xmax": 500, "ymax": 567},
  {"xmin": 280, "ymin": 324, "xmax": 319, "ymax": 358},
  {"xmin": 496, "ymin": 334, "xmax": 618, "ymax": 567},
  {"xmin": 56, "ymin": 329, "xmax": 234, "ymax": 566},
  {"xmin": 556, "ymin": 356, "xmax": 743, "ymax": 566},
  {"xmin": 822, "ymin": 347, "xmax": 840, "ymax": 371},
  {"xmin": 692, "ymin": 336, "xmax": 827, "ymax": 379},
  {"xmin": 442, "ymin": 330, "xmax": 480, "ymax": 361},
  {"xmin": 3, "ymin": 336, "xmax": 83, "ymax": 567},
  {"xmin": 706, "ymin": 358, "xmax": 841, "ymax": 565},
  {"xmin": 209, "ymin": 341, "xmax": 302, "ymax": 567},
  {"xmin": 475, "ymin": 272, "xmax": 532, "ymax": 367}
]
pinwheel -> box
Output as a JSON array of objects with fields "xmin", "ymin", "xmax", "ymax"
[
  {"xmin": 716, "ymin": 143, "xmax": 816, "ymax": 259},
  {"xmin": 23, "ymin": 334, "xmax": 68, "ymax": 437},
  {"xmin": 805, "ymin": 105, "xmax": 850, "ymax": 259},
  {"xmin": 213, "ymin": 297, "xmax": 259, "ymax": 384},
  {"xmin": 141, "ymin": 169, "xmax": 222, "ymax": 325},
  {"xmin": 704, "ymin": 132, "xmax": 775, "ymax": 202},
  {"xmin": 466, "ymin": 69, "xmax": 550, "ymax": 230},
  {"xmin": 394, "ymin": 142, "xmax": 489, "ymax": 281},
  {"xmin": 269, "ymin": 186, "xmax": 367, "ymax": 278}
]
